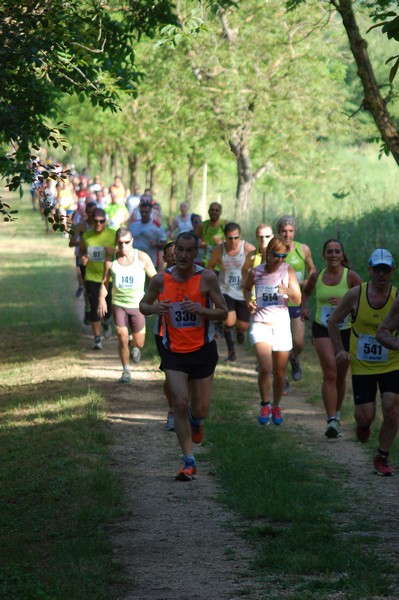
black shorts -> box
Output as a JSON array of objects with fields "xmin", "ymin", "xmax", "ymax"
[
  {"xmin": 312, "ymin": 321, "xmax": 351, "ymax": 352},
  {"xmin": 223, "ymin": 294, "xmax": 251, "ymax": 323},
  {"xmin": 352, "ymin": 370, "xmax": 399, "ymax": 405},
  {"xmin": 160, "ymin": 340, "xmax": 218, "ymax": 380},
  {"xmin": 288, "ymin": 306, "xmax": 302, "ymax": 319},
  {"xmin": 85, "ymin": 280, "xmax": 112, "ymax": 322}
]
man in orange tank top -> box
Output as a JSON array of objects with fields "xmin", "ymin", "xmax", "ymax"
[{"xmin": 140, "ymin": 232, "xmax": 228, "ymax": 481}]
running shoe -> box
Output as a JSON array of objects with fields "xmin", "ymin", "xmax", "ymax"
[
  {"xmin": 325, "ymin": 419, "xmax": 342, "ymax": 439},
  {"xmin": 75, "ymin": 285, "xmax": 84, "ymax": 298},
  {"xmin": 93, "ymin": 336, "xmax": 103, "ymax": 350},
  {"xmin": 290, "ymin": 354, "xmax": 303, "ymax": 381},
  {"xmin": 119, "ymin": 370, "xmax": 132, "ymax": 384},
  {"xmin": 258, "ymin": 403, "xmax": 271, "ymax": 425},
  {"xmin": 225, "ymin": 351, "xmax": 237, "ymax": 363},
  {"xmin": 175, "ymin": 458, "xmax": 197, "ymax": 481},
  {"xmin": 282, "ymin": 377, "xmax": 290, "ymax": 396},
  {"xmin": 374, "ymin": 454, "xmax": 394, "ymax": 476},
  {"xmin": 189, "ymin": 414, "xmax": 203, "ymax": 444},
  {"xmin": 236, "ymin": 331, "xmax": 246, "ymax": 345},
  {"xmin": 130, "ymin": 346, "xmax": 141, "ymax": 364},
  {"xmin": 165, "ymin": 411, "xmax": 175, "ymax": 431},
  {"xmin": 271, "ymin": 406, "xmax": 283, "ymax": 425},
  {"xmin": 356, "ymin": 425, "xmax": 371, "ymax": 444},
  {"xmin": 103, "ymin": 321, "xmax": 112, "ymax": 338}
]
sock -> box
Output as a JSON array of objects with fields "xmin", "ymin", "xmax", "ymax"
[
  {"xmin": 122, "ymin": 365, "xmax": 130, "ymax": 372},
  {"xmin": 377, "ymin": 448, "xmax": 389, "ymax": 457},
  {"xmin": 189, "ymin": 411, "xmax": 201, "ymax": 425},
  {"xmin": 261, "ymin": 401, "xmax": 270, "ymax": 407},
  {"xmin": 327, "ymin": 417, "xmax": 337, "ymax": 423},
  {"xmin": 224, "ymin": 326, "xmax": 235, "ymax": 353},
  {"xmin": 183, "ymin": 453, "xmax": 196, "ymax": 464}
]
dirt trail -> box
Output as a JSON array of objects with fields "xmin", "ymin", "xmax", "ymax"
[{"xmin": 81, "ymin": 327, "xmax": 399, "ymax": 600}]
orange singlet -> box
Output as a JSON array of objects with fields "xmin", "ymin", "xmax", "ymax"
[{"xmin": 160, "ymin": 266, "xmax": 214, "ymax": 353}]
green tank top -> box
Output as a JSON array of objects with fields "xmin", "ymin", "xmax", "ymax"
[
  {"xmin": 350, "ymin": 282, "xmax": 399, "ymax": 375},
  {"xmin": 315, "ymin": 267, "xmax": 351, "ymax": 329},
  {"xmin": 285, "ymin": 241, "xmax": 305, "ymax": 307},
  {"xmin": 201, "ymin": 220, "xmax": 226, "ymax": 267}
]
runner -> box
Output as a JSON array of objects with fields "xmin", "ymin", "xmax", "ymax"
[
  {"xmin": 139, "ymin": 232, "xmax": 228, "ymax": 481},
  {"xmin": 129, "ymin": 202, "xmax": 167, "ymax": 270},
  {"xmin": 207, "ymin": 222, "xmax": 255, "ymax": 362},
  {"xmin": 154, "ymin": 242, "xmax": 176, "ymax": 430},
  {"xmin": 194, "ymin": 202, "xmax": 226, "ymax": 268},
  {"xmin": 276, "ymin": 215, "xmax": 316, "ymax": 382},
  {"xmin": 98, "ymin": 227, "xmax": 157, "ymax": 383},
  {"xmin": 329, "ymin": 248, "xmax": 399, "ymax": 476},
  {"xmin": 301, "ymin": 239, "xmax": 362, "ymax": 439},
  {"xmin": 79, "ymin": 208, "xmax": 116, "ymax": 349},
  {"xmin": 167, "ymin": 202, "xmax": 192, "ymax": 238},
  {"xmin": 243, "ymin": 236, "xmax": 301, "ymax": 426},
  {"xmin": 241, "ymin": 223, "xmax": 273, "ymax": 284}
]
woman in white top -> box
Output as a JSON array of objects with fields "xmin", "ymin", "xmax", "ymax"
[{"xmin": 244, "ymin": 236, "xmax": 301, "ymax": 426}]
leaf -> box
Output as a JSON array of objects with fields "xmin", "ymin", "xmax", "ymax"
[{"xmin": 389, "ymin": 57, "xmax": 399, "ymax": 83}]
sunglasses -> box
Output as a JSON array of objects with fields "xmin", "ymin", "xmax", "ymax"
[
  {"xmin": 371, "ymin": 265, "xmax": 392, "ymax": 273},
  {"xmin": 271, "ymin": 251, "xmax": 288, "ymax": 258},
  {"xmin": 94, "ymin": 219, "xmax": 105, "ymax": 224},
  {"xmin": 226, "ymin": 235, "xmax": 240, "ymax": 240}
]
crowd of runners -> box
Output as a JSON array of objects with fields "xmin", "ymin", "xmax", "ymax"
[{"xmin": 34, "ymin": 168, "xmax": 399, "ymax": 481}]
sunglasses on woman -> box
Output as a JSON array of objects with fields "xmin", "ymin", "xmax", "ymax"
[{"xmin": 271, "ymin": 251, "xmax": 288, "ymax": 259}]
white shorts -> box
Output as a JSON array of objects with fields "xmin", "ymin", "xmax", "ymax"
[{"xmin": 249, "ymin": 320, "xmax": 292, "ymax": 352}]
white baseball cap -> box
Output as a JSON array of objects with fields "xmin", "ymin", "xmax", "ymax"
[{"xmin": 368, "ymin": 248, "xmax": 395, "ymax": 267}]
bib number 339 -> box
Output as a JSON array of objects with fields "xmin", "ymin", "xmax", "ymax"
[
  {"xmin": 170, "ymin": 302, "xmax": 202, "ymax": 328},
  {"xmin": 357, "ymin": 334, "xmax": 388, "ymax": 362}
]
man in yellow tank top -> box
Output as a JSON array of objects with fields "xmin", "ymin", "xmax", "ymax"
[{"xmin": 329, "ymin": 249, "xmax": 399, "ymax": 476}]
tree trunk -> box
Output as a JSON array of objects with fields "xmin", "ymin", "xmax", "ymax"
[
  {"xmin": 170, "ymin": 167, "xmax": 178, "ymax": 218},
  {"xmin": 186, "ymin": 154, "xmax": 198, "ymax": 204},
  {"xmin": 336, "ymin": 0, "xmax": 399, "ymax": 163},
  {"xmin": 128, "ymin": 153, "xmax": 140, "ymax": 190}
]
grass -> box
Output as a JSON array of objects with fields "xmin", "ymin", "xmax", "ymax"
[
  {"xmin": 206, "ymin": 366, "xmax": 397, "ymax": 598},
  {"xmin": 0, "ymin": 196, "xmax": 124, "ymax": 599}
]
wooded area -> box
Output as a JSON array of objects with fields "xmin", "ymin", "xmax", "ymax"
[{"xmin": 1, "ymin": 0, "xmax": 399, "ymax": 222}]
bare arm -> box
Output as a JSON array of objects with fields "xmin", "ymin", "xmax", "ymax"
[
  {"xmin": 206, "ymin": 245, "xmax": 222, "ymax": 271},
  {"xmin": 241, "ymin": 250, "xmax": 255, "ymax": 282},
  {"xmin": 243, "ymin": 269, "xmax": 257, "ymax": 313},
  {"xmin": 198, "ymin": 270, "xmax": 228, "ymax": 321},
  {"xmin": 139, "ymin": 250, "xmax": 157, "ymax": 278},
  {"xmin": 98, "ymin": 260, "xmax": 112, "ymax": 317},
  {"xmin": 328, "ymin": 286, "xmax": 359, "ymax": 359},
  {"xmin": 301, "ymin": 271, "xmax": 319, "ymax": 320},
  {"xmin": 376, "ymin": 296, "xmax": 399, "ymax": 350},
  {"xmin": 139, "ymin": 274, "xmax": 171, "ymax": 316},
  {"xmin": 281, "ymin": 265, "xmax": 301, "ymax": 306}
]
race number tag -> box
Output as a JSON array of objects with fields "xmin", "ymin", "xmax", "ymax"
[
  {"xmin": 320, "ymin": 306, "xmax": 350, "ymax": 329},
  {"xmin": 169, "ymin": 302, "xmax": 202, "ymax": 328},
  {"xmin": 114, "ymin": 273, "xmax": 134, "ymax": 289},
  {"xmin": 357, "ymin": 334, "xmax": 388, "ymax": 362},
  {"xmin": 228, "ymin": 269, "xmax": 241, "ymax": 290},
  {"xmin": 88, "ymin": 246, "xmax": 105, "ymax": 262},
  {"xmin": 295, "ymin": 270, "xmax": 303, "ymax": 284},
  {"xmin": 256, "ymin": 285, "xmax": 282, "ymax": 307}
]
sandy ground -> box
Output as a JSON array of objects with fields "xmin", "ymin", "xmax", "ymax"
[{"xmin": 80, "ymin": 327, "xmax": 399, "ymax": 600}]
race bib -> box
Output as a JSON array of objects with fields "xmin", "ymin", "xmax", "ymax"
[
  {"xmin": 295, "ymin": 270, "xmax": 303, "ymax": 284},
  {"xmin": 227, "ymin": 269, "xmax": 241, "ymax": 290},
  {"xmin": 320, "ymin": 306, "xmax": 350, "ymax": 329},
  {"xmin": 88, "ymin": 246, "xmax": 105, "ymax": 262},
  {"xmin": 115, "ymin": 273, "xmax": 134, "ymax": 289},
  {"xmin": 169, "ymin": 302, "xmax": 202, "ymax": 328},
  {"xmin": 256, "ymin": 285, "xmax": 283, "ymax": 307},
  {"xmin": 357, "ymin": 334, "xmax": 388, "ymax": 362}
]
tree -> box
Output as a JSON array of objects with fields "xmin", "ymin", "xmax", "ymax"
[
  {"xmin": 0, "ymin": 0, "xmax": 177, "ymax": 221},
  {"xmin": 288, "ymin": 1, "xmax": 399, "ymax": 164}
]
